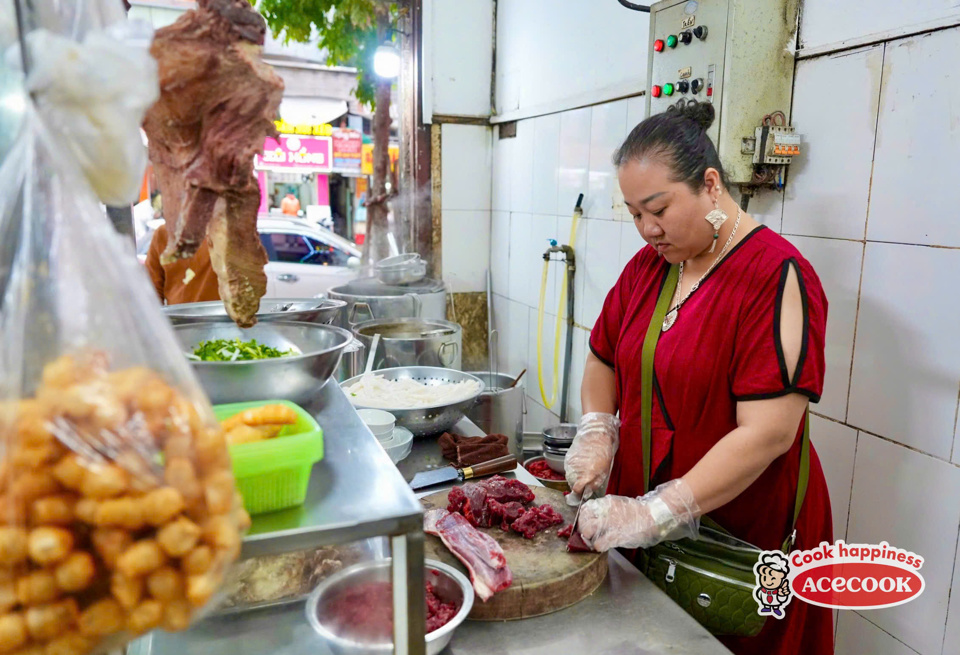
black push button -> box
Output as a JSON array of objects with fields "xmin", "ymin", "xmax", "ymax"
[{"xmin": 693, "ymin": 25, "xmax": 708, "ymax": 40}]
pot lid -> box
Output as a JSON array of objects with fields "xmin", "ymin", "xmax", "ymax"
[{"xmin": 330, "ymin": 277, "xmax": 445, "ymax": 296}]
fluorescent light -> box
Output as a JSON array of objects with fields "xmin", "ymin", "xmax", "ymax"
[{"xmin": 373, "ymin": 42, "xmax": 400, "ymax": 79}]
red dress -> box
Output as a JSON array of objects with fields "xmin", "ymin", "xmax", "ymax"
[{"xmin": 590, "ymin": 226, "xmax": 834, "ymax": 655}]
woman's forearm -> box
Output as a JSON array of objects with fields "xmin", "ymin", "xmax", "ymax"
[
  {"xmin": 581, "ymin": 352, "xmax": 617, "ymax": 415},
  {"xmin": 680, "ymin": 394, "xmax": 808, "ymax": 516}
]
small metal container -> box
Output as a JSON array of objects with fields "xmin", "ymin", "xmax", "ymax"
[
  {"xmin": 354, "ymin": 318, "xmax": 462, "ymax": 371},
  {"xmin": 175, "ymin": 321, "xmax": 352, "ymax": 404},
  {"xmin": 522, "ymin": 456, "xmax": 570, "ymax": 492},
  {"xmin": 328, "ymin": 278, "xmax": 447, "ymax": 328},
  {"xmin": 543, "ymin": 423, "xmax": 578, "ymax": 448},
  {"xmin": 465, "ymin": 372, "xmax": 525, "ymax": 460},
  {"xmin": 305, "ymin": 558, "xmax": 474, "ymax": 655},
  {"xmin": 375, "ymin": 253, "xmax": 427, "ymax": 286}
]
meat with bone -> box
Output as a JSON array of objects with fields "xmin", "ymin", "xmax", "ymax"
[
  {"xmin": 143, "ymin": 0, "xmax": 283, "ymax": 327},
  {"xmin": 423, "ymin": 509, "xmax": 512, "ymax": 601},
  {"xmin": 510, "ymin": 504, "xmax": 564, "ymax": 539}
]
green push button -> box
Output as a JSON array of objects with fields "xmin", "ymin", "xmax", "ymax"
[
  {"xmin": 663, "ymin": 83, "xmax": 675, "ymax": 96},
  {"xmin": 666, "ymin": 34, "xmax": 678, "ymax": 48}
]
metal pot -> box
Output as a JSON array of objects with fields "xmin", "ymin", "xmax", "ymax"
[
  {"xmin": 465, "ymin": 372, "xmax": 525, "ymax": 460},
  {"xmin": 335, "ymin": 337, "xmax": 366, "ymax": 382},
  {"xmin": 353, "ymin": 318, "xmax": 462, "ymax": 370},
  {"xmin": 327, "ymin": 277, "xmax": 447, "ymax": 329}
]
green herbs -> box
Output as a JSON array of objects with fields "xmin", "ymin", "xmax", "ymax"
[{"xmin": 188, "ymin": 338, "xmax": 301, "ymax": 362}]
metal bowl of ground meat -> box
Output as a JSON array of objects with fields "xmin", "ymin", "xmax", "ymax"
[{"xmin": 306, "ymin": 558, "xmax": 474, "ymax": 655}]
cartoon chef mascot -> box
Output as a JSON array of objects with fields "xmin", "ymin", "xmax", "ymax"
[{"xmin": 754, "ymin": 552, "xmax": 792, "ymax": 618}]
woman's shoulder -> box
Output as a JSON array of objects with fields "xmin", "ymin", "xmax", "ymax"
[{"xmin": 741, "ymin": 226, "xmax": 825, "ymax": 297}]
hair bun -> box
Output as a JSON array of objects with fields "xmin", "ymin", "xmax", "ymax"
[{"xmin": 667, "ymin": 100, "xmax": 715, "ymax": 131}]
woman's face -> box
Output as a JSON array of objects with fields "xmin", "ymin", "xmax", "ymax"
[{"xmin": 618, "ymin": 157, "xmax": 721, "ymax": 264}]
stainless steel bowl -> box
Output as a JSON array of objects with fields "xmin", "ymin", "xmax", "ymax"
[
  {"xmin": 543, "ymin": 423, "xmax": 578, "ymax": 447},
  {"xmin": 375, "ymin": 254, "xmax": 427, "ymax": 286},
  {"xmin": 305, "ymin": 558, "xmax": 474, "ymax": 655},
  {"xmin": 340, "ymin": 367, "xmax": 484, "ymax": 436},
  {"xmin": 162, "ymin": 298, "xmax": 347, "ymax": 326},
  {"xmin": 175, "ymin": 320, "xmax": 352, "ymax": 404}
]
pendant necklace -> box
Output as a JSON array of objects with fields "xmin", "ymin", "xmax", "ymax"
[{"xmin": 661, "ymin": 207, "xmax": 742, "ymax": 332}]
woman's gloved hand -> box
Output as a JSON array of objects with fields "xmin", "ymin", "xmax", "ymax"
[
  {"xmin": 577, "ymin": 479, "xmax": 701, "ymax": 552},
  {"xmin": 564, "ymin": 412, "xmax": 621, "ymax": 498}
]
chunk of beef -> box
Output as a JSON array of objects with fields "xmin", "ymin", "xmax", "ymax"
[
  {"xmin": 510, "ymin": 504, "xmax": 564, "ymax": 539},
  {"xmin": 486, "ymin": 499, "xmax": 526, "ymax": 532}
]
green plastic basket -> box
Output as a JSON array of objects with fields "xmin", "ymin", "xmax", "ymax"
[{"xmin": 213, "ymin": 400, "xmax": 324, "ymax": 515}]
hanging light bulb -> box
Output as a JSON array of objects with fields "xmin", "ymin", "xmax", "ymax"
[{"xmin": 373, "ymin": 41, "xmax": 401, "ymax": 79}]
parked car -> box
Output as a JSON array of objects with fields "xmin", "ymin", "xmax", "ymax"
[{"xmin": 137, "ymin": 216, "xmax": 361, "ymax": 299}]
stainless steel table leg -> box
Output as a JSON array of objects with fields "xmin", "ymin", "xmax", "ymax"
[{"xmin": 392, "ymin": 531, "xmax": 425, "ymax": 655}]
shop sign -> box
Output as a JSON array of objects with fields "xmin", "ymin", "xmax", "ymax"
[
  {"xmin": 256, "ymin": 135, "xmax": 333, "ymax": 172},
  {"xmin": 332, "ymin": 129, "xmax": 364, "ymax": 171},
  {"xmin": 361, "ymin": 143, "xmax": 400, "ymax": 176},
  {"xmin": 273, "ymin": 120, "xmax": 334, "ymax": 137}
]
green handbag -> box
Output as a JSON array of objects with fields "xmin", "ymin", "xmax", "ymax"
[{"xmin": 634, "ymin": 264, "xmax": 810, "ymax": 638}]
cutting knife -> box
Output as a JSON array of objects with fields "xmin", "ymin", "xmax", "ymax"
[{"xmin": 409, "ymin": 455, "xmax": 517, "ymax": 491}]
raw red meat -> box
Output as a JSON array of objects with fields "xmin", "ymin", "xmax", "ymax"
[
  {"xmin": 424, "ymin": 509, "xmax": 512, "ymax": 601},
  {"xmin": 479, "ymin": 475, "xmax": 535, "ymax": 504},
  {"xmin": 446, "ymin": 485, "xmax": 467, "ymax": 514},
  {"xmin": 557, "ymin": 524, "xmax": 574, "ymax": 538},
  {"xmin": 143, "ymin": 0, "xmax": 283, "ymax": 327},
  {"xmin": 526, "ymin": 459, "xmax": 566, "ymax": 481},
  {"xmin": 486, "ymin": 499, "xmax": 526, "ymax": 531},
  {"xmin": 321, "ymin": 580, "xmax": 459, "ymax": 643},
  {"xmin": 567, "ymin": 530, "xmax": 592, "ymax": 553},
  {"xmin": 510, "ymin": 504, "xmax": 564, "ymax": 539}
]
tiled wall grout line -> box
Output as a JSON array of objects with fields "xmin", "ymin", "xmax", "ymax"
[
  {"xmin": 854, "ymin": 611, "xmax": 923, "ymax": 655},
  {"xmin": 844, "ymin": 240, "xmax": 867, "ymax": 426},
  {"xmin": 941, "ymin": 523, "xmax": 960, "ymax": 654}
]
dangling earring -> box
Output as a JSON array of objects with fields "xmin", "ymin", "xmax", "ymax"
[{"xmin": 704, "ymin": 193, "xmax": 728, "ymax": 254}]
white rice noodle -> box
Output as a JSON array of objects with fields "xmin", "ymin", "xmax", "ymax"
[{"xmin": 346, "ymin": 375, "xmax": 480, "ymax": 409}]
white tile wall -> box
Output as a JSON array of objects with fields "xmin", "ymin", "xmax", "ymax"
[
  {"xmin": 492, "ymin": 294, "xmax": 529, "ymax": 379},
  {"xmin": 626, "ymin": 95, "xmax": 646, "ymax": 133},
  {"xmin": 510, "ymin": 120, "xmax": 535, "ymax": 215},
  {"xmin": 529, "ymin": 214, "xmax": 561, "ymax": 310},
  {"xmin": 789, "ymin": 236, "xmax": 864, "ymax": 422},
  {"xmin": 943, "ymin": 537, "xmax": 960, "ymax": 655},
  {"xmin": 429, "ymin": 0, "xmax": 493, "ymax": 117},
  {"xmin": 524, "ymin": 395, "xmax": 560, "ymax": 435},
  {"xmin": 619, "ymin": 220, "xmax": 645, "ymax": 271},
  {"xmin": 441, "ymin": 210, "xmax": 490, "ymax": 292},
  {"xmin": 490, "ymin": 211, "xmax": 510, "ymax": 296},
  {"xmin": 782, "ymin": 45, "xmax": 882, "ymax": 241},
  {"xmin": 847, "ymin": 243, "xmax": 960, "ymax": 459},
  {"xmin": 507, "ymin": 213, "xmax": 532, "ymax": 307},
  {"xmin": 565, "ymin": 328, "xmax": 589, "ymax": 421},
  {"xmin": 809, "ymin": 416, "xmax": 858, "ymax": 541},
  {"xmin": 527, "ymin": 307, "xmax": 567, "ymax": 412},
  {"xmin": 836, "ymin": 613, "xmax": 919, "ymax": 655},
  {"xmin": 869, "ymin": 29, "xmax": 960, "ymax": 247},
  {"xmin": 744, "ymin": 189, "xmax": 784, "ymax": 235},
  {"xmin": 532, "ymin": 114, "xmax": 561, "ymax": 216},
  {"xmin": 799, "ymin": 0, "xmax": 960, "ymax": 53},
  {"xmin": 558, "ymin": 107, "xmax": 592, "ymax": 215},
  {"xmin": 585, "ymin": 100, "xmax": 628, "ymax": 221},
  {"xmin": 441, "ymin": 124, "xmax": 492, "ymax": 211},
  {"xmin": 847, "ymin": 434, "xmax": 960, "ymax": 655},
  {"xmin": 492, "ymin": 131, "xmax": 514, "ymax": 211},
  {"xmin": 578, "ymin": 219, "xmax": 624, "ymax": 329}
]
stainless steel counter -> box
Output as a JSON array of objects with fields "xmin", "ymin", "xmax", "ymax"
[{"xmin": 129, "ymin": 397, "xmax": 732, "ymax": 655}]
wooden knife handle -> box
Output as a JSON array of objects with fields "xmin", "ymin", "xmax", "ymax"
[{"xmin": 463, "ymin": 455, "xmax": 518, "ymax": 479}]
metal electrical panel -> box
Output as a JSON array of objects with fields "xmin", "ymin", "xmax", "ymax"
[{"xmin": 645, "ymin": 0, "xmax": 801, "ymax": 186}]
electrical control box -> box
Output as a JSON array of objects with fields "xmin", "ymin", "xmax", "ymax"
[{"xmin": 646, "ymin": 0, "xmax": 801, "ymax": 186}]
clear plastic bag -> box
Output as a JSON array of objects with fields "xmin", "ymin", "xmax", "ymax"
[
  {"xmin": 0, "ymin": 102, "xmax": 248, "ymax": 653},
  {"xmin": 7, "ymin": 0, "xmax": 157, "ymax": 206}
]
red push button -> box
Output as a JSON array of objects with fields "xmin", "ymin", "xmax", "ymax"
[
  {"xmin": 651, "ymin": 85, "xmax": 662, "ymax": 98},
  {"xmin": 654, "ymin": 39, "xmax": 664, "ymax": 52}
]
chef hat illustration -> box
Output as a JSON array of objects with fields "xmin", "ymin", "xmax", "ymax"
[{"xmin": 759, "ymin": 552, "xmax": 790, "ymax": 573}]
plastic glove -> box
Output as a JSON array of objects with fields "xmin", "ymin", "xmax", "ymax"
[
  {"xmin": 564, "ymin": 412, "xmax": 620, "ymax": 499},
  {"xmin": 578, "ymin": 479, "xmax": 700, "ymax": 552}
]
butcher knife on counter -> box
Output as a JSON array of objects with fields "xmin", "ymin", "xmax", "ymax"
[{"xmin": 409, "ymin": 455, "xmax": 517, "ymax": 490}]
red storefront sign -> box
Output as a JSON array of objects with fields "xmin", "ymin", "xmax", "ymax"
[{"xmin": 255, "ymin": 135, "xmax": 332, "ymax": 171}]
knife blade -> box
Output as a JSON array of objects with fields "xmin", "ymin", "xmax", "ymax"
[{"xmin": 409, "ymin": 455, "xmax": 517, "ymax": 491}]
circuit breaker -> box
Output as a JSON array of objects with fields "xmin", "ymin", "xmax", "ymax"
[{"xmin": 645, "ymin": 0, "xmax": 801, "ymax": 187}]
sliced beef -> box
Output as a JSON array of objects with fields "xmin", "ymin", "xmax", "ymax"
[
  {"xmin": 557, "ymin": 524, "xmax": 574, "ymax": 539},
  {"xmin": 510, "ymin": 504, "xmax": 564, "ymax": 539},
  {"xmin": 423, "ymin": 509, "xmax": 512, "ymax": 601}
]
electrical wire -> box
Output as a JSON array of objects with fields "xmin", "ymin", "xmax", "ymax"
[{"xmin": 617, "ymin": 0, "xmax": 652, "ymax": 12}]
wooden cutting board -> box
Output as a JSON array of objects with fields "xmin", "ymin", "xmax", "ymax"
[{"xmin": 421, "ymin": 486, "xmax": 607, "ymax": 621}]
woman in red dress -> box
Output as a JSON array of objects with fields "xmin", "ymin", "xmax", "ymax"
[{"xmin": 566, "ymin": 101, "xmax": 834, "ymax": 655}]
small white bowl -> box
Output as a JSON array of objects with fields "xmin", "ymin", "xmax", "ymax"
[
  {"xmin": 543, "ymin": 448, "xmax": 566, "ymax": 474},
  {"xmin": 357, "ymin": 408, "xmax": 396, "ymax": 438},
  {"xmin": 382, "ymin": 426, "xmax": 414, "ymax": 464}
]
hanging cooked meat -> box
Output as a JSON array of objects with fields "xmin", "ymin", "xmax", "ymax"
[{"xmin": 143, "ymin": 0, "xmax": 283, "ymax": 326}]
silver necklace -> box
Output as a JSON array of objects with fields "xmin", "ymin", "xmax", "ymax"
[{"xmin": 661, "ymin": 207, "xmax": 742, "ymax": 332}]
